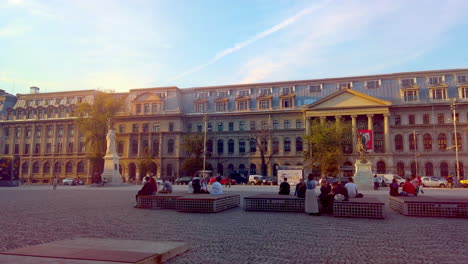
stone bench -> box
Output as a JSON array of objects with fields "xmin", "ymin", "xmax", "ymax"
[
  {"xmin": 244, "ymin": 194, "xmax": 306, "ymax": 212},
  {"xmin": 333, "ymin": 197, "xmax": 384, "ymax": 219},
  {"xmin": 390, "ymin": 196, "xmax": 468, "ymax": 218},
  {"xmin": 176, "ymin": 194, "xmax": 240, "ymax": 213},
  {"xmin": 136, "ymin": 193, "xmax": 184, "ymax": 209}
]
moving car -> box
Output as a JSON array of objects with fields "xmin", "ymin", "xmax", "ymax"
[
  {"xmin": 421, "ymin": 177, "xmax": 447, "ymax": 188},
  {"xmin": 175, "ymin": 177, "xmax": 192, "ymax": 185}
]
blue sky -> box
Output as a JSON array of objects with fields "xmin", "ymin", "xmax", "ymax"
[{"xmin": 1, "ymin": 0, "xmax": 468, "ymax": 94}]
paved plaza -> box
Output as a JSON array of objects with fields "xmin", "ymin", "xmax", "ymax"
[{"xmin": 0, "ymin": 185, "xmax": 467, "ymax": 264}]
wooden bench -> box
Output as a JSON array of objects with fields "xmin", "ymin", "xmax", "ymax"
[
  {"xmin": 136, "ymin": 193, "xmax": 184, "ymax": 209},
  {"xmin": 390, "ymin": 196, "xmax": 468, "ymax": 218},
  {"xmin": 244, "ymin": 194, "xmax": 305, "ymax": 212},
  {"xmin": 176, "ymin": 194, "xmax": 240, "ymax": 213},
  {"xmin": 333, "ymin": 197, "xmax": 384, "ymax": 219}
]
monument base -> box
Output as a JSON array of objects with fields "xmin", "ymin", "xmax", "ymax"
[
  {"xmin": 353, "ymin": 159, "xmax": 373, "ymax": 190},
  {"xmin": 101, "ymin": 153, "xmax": 122, "ymax": 185}
]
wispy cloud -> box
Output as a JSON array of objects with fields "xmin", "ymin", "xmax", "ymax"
[{"xmin": 166, "ymin": 0, "xmax": 332, "ymax": 83}]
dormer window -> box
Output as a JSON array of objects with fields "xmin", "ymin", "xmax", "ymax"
[
  {"xmin": 195, "ymin": 102, "xmax": 207, "ymax": 113},
  {"xmin": 401, "ymin": 78, "xmax": 416, "ymax": 87},
  {"xmin": 402, "ymin": 90, "xmax": 418, "ymax": 102},
  {"xmin": 458, "ymin": 86, "xmax": 468, "ymax": 99},
  {"xmin": 282, "ymin": 86, "xmax": 295, "ymax": 95},
  {"xmin": 215, "ymin": 101, "xmax": 228, "ymax": 112},
  {"xmin": 259, "ymin": 99, "xmax": 270, "ymax": 110},
  {"xmin": 282, "ymin": 98, "xmax": 293, "ymax": 108},
  {"xmin": 238, "ymin": 90, "xmax": 249, "ymax": 97},
  {"xmin": 155, "ymin": 92, "xmax": 166, "ymax": 98},
  {"xmin": 429, "ymin": 88, "xmax": 448, "ymax": 100},
  {"xmin": 218, "ymin": 90, "xmax": 229, "ymax": 98},
  {"xmin": 366, "ymin": 80, "xmax": 381, "ymax": 89},
  {"xmin": 198, "ymin": 92, "xmax": 209, "ymax": 99},
  {"xmin": 457, "ymin": 74, "xmax": 468, "ymax": 84},
  {"xmin": 428, "ymin": 76, "xmax": 444, "ymax": 86},
  {"xmin": 309, "ymin": 84, "xmax": 322, "ymax": 92},
  {"xmin": 337, "ymin": 82, "xmax": 352, "ymax": 90},
  {"xmin": 237, "ymin": 100, "xmax": 248, "ymax": 111},
  {"xmin": 259, "ymin": 88, "xmax": 272, "ymax": 96}
]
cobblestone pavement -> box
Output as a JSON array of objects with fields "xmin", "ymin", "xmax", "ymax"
[{"xmin": 0, "ymin": 185, "xmax": 467, "ymax": 264}]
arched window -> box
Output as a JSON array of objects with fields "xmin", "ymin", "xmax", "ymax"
[
  {"xmin": 284, "ymin": 137, "xmax": 291, "ymax": 152},
  {"xmin": 440, "ymin": 162, "xmax": 448, "ymax": 177},
  {"xmin": 250, "ymin": 164, "xmax": 257, "ymax": 175},
  {"xmin": 423, "ymin": 134, "xmax": 432, "ymax": 151},
  {"xmin": 77, "ymin": 161, "xmax": 85, "ymax": 173},
  {"xmin": 438, "ymin": 133, "xmax": 447, "ymax": 151},
  {"xmin": 54, "ymin": 162, "xmax": 62, "ymax": 174},
  {"xmin": 217, "ymin": 139, "xmax": 224, "ymax": 154},
  {"xmin": 250, "ymin": 138, "xmax": 256, "ymax": 153},
  {"xmin": 168, "ymin": 139, "xmax": 174, "ymax": 153},
  {"xmin": 118, "ymin": 141, "xmax": 124, "ymax": 155},
  {"xmin": 376, "ymin": 161, "xmax": 386, "ymax": 174},
  {"xmin": 228, "ymin": 139, "xmax": 234, "ymax": 153},
  {"xmin": 409, "ymin": 134, "xmax": 417, "ymax": 151},
  {"xmin": 22, "ymin": 162, "xmax": 28, "ymax": 174},
  {"xmin": 32, "ymin": 162, "xmax": 40, "ymax": 173},
  {"xmin": 66, "ymin": 162, "xmax": 73, "ymax": 173},
  {"xmin": 152, "ymin": 140, "xmax": 159, "ymax": 157},
  {"xmin": 207, "ymin": 140, "xmax": 213, "ymax": 153},
  {"xmin": 167, "ymin": 164, "xmax": 173, "ymax": 177},
  {"xmin": 296, "ymin": 137, "xmax": 303, "ymax": 152},
  {"xmin": 453, "ymin": 133, "xmax": 462, "ymax": 151},
  {"xmin": 239, "ymin": 164, "xmax": 246, "ymax": 176},
  {"xmin": 396, "ymin": 162, "xmax": 404, "ymax": 177},
  {"xmin": 425, "ymin": 162, "xmax": 433, "ymax": 176},
  {"xmin": 228, "ymin": 164, "xmax": 235, "ymax": 175},
  {"xmin": 395, "ymin": 135, "xmax": 403, "ymax": 151},
  {"xmin": 43, "ymin": 162, "xmax": 51, "ymax": 174},
  {"xmin": 217, "ymin": 163, "xmax": 224, "ymax": 176},
  {"xmin": 272, "ymin": 138, "xmax": 279, "ymax": 154}
]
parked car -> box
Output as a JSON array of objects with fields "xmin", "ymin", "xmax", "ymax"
[
  {"xmin": 248, "ymin": 175, "xmax": 264, "ymax": 185},
  {"xmin": 62, "ymin": 178, "xmax": 75, "ymax": 185},
  {"xmin": 461, "ymin": 178, "xmax": 468, "ymax": 188},
  {"xmin": 262, "ymin": 176, "xmax": 273, "ymax": 185},
  {"xmin": 421, "ymin": 176, "xmax": 447, "ymax": 188},
  {"xmin": 175, "ymin": 177, "xmax": 192, "ymax": 185},
  {"xmin": 220, "ymin": 177, "xmax": 236, "ymax": 185},
  {"xmin": 376, "ymin": 174, "xmax": 406, "ymax": 187}
]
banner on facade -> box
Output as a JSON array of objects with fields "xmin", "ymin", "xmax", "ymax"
[{"xmin": 357, "ymin": 129, "xmax": 373, "ymax": 152}]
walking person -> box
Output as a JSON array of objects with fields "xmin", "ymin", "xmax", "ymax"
[
  {"xmin": 305, "ymin": 174, "xmax": 320, "ymax": 216},
  {"xmin": 53, "ymin": 175, "xmax": 58, "ymax": 190}
]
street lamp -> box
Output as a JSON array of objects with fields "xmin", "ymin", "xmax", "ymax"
[
  {"xmin": 202, "ymin": 113, "xmax": 208, "ymax": 173},
  {"xmin": 450, "ymin": 98, "xmax": 461, "ymax": 183}
]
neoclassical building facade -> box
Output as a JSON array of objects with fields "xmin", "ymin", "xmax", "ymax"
[{"xmin": 1, "ymin": 68, "xmax": 468, "ymax": 183}]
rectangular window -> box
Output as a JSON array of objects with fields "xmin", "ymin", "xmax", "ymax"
[
  {"xmin": 437, "ymin": 114, "xmax": 445, "ymax": 125},
  {"xmin": 239, "ymin": 140, "xmax": 245, "ymax": 153},
  {"xmin": 238, "ymin": 90, "xmax": 249, "ymax": 96},
  {"xmin": 57, "ymin": 125, "xmax": 64, "ymax": 138},
  {"xmin": 143, "ymin": 123, "xmax": 149, "ymax": 132},
  {"xmin": 431, "ymin": 89, "xmax": 447, "ymax": 100},
  {"xmin": 401, "ymin": 78, "xmax": 415, "ymax": 87},
  {"xmin": 132, "ymin": 124, "xmax": 139, "ymax": 133},
  {"xmin": 296, "ymin": 120, "xmax": 302, "ymax": 128},
  {"xmin": 218, "ymin": 122, "xmax": 223, "ymax": 132},
  {"xmin": 156, "ymin": 92, "xmax": 166, "ymax": 98},
  {"xmin": 25, "ymin": 127, "xmax": 31, "ymax": 138},
  {"xmin": 261, "ymin": 121, "xmax": 268, "ymax": 129},
  {"xmin": 79, "ymin": 142, "xmax": 85, "ymax": 153},
  {"xmin": 24, "ymin": 144, "xmax": 30, "ymax": 154},
  {"xmin": 119, "ymin": 125, "xmax": 125, "ymax": 133},
  {"xmin": 153, "ymin": 123, "xmax": 160, "ymax": 132},
  {"xmin": 136, "ymin": 104, "xmax": 142, "ymax": 113},
  {"xmin": 196, "ymin": 103, "xmax": 206, "ymax": 113},
  {"xmin": 47, "ymin": 126, "xmax": 53, "ymax": 137},
  {"xmin": 429, "ymin": 76, "xmax": 443, "ymax": 85},
  {"xmin": 260, "ymin": 88, "xmax": 271, "ymax": 95},
  {"xmin": 198, "ymin": 92, "xmax": 208, "ymax": 99},
  {"xmin": 67, "ymin": 142, "xmax": 73, "ymax": 153},
  {"xmin": 34, "ymin": 143, "xmax": 40, "ymax": 154},
  {"xmin": 187, "ymin": 124, "xmax": 192, "ymax": 133},
  {"xmin": 14, "ymin": 144, "xmax": 19, "ymax": 154},
  {"xmin": 409, "ymin": 115, "xmax": 415, "ymax": 125},
  {"xmin": 4, "ymin": 144, "xmax": 9, "ymax": 154},
  {"xmin": 197, "ymin": 123, "xmax": 203, "ymax": 132},
  {"xmin": 284, "ymin": 120, "xmax": 290, "ymax": 129},
  {"xmin": 218, "ymin": 91, "xmax": 229, "ymax": 97},
  {"xmin": 169, "ymin": 123, "xmax": 174, "ymax": 132},
  {"xmin": 309, "ymin": 84, "xmax": 322, "ymax": 92},
  {"xmin": 282, "ymin": 98, "xmax": 292, "ymax": 108},
  {"xmin": 34, "ymin": 127, "xmax": 41, "ymax": 138},
  {"xmin": 366, "ymin": 80, "xmax": 381, "ymax": 89},
  {"xmin": 68, "ymin": 125, "xmax": 74, "ymax": 137},
  {"xmin": 144, "ymin": 104, "xmax": 150, "ymax": 113},
  {"xmin": 395, "ymin": 115, "xmax": 401, "ymax": 125},
  {"xmin": 337, "ymin": 82, "xmax": 351, "ymax": 90},
  {"xmin": 46, "ymin": 143, "xmax": 52, "ymax": 154},
  {"xmin": 423, "ymin": 114, "xmax": 430, "ymax": 125},
  {"xmin": 4, "ymin": 127, "xmax": 10, "ymax": 137},
  {"xmin": 259, "ymin": 100, "xmax": 270, "ymax": 109},
  {"xmin": 250, "ymin": 121, "xmax": 256, "ymax": 131},
  {"xmin": 15, "ymin": 127, "xmax": 21, "ymax": 138},
  {"xmin": 273, "ymin": 120, "xmax": 279, "ymax": 129},
  {"xmin": 152, "ymin": 103, "xmax": 158, "ymax": 112},
  {"xmin": 457, "ymin": 75, "xmax": 468, "ymax": 84},
  {"xmin": 403, "ymin": 90, "xmax": 418, "ymax": 102},
  {"xmin": 56, "ymin": 142, "xmax": 62, "ymax": 154},
  {"xmin": 216, "ymin": 102, "xmax": 227, "ymax": 112},
  {"xmin": 239, "ymin": 121, "xmax": 245, "ymax": 131},
  {"xmin": 238, "ymin": 101, "xmax": 248, "ymax": 110},
  {"xmin": 229, "ymin": 122, "xmax": 234, "ymax": 131},
  {"xmin": 282, "ymin": 87, "xmax": 294, "ymax": 94}
]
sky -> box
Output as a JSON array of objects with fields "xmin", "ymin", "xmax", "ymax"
[{"xmin": 1, "ymin": 0, "xmax": 468, "ymax": 94}]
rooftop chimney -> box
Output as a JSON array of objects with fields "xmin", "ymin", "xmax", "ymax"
[{"xmin": 30, "ymin": 86, "xmax": 40, "ymax": 94}]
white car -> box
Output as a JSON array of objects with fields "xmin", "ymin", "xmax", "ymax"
[
  {"xmin": 62, "ymin": 178, "xmax": 75, "ymax": 185},
  {"xmin": 421, "ymin": 177, "xmax": 447, "ymax": 188}
]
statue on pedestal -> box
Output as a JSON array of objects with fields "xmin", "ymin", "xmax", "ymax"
[
  {"xmin": 106, "ymin": 118, "xmax": 116, "ymax": 155},
  {"xmin": 356, "ymin": 131, "xmax": 368, "ymax": 163}
]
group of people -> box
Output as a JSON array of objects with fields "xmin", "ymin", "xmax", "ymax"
[
  {"xmin": 279, "ymin": 175, "xmax": 364, "ymax": 215},
  {"xmin": 390, "ymin": 175, "xmax": 424, "ymax": 197},
  {"xmin": 188, "ymin": 176, "xmax": 215, "ymax": 194},
  {"xmin": 135, "ymin": 177, "xmax": 173, "ymax": 201}
]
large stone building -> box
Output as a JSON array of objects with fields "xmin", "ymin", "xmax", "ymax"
[{"xmin": 1, "ymin": 69, "xmax": 468, "ymax": 183}]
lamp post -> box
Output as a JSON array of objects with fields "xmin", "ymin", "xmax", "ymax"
[
  {"xmin": 413, "ymin": 130, "xmax": 419, "ymax": 178},
  {"xmin": 202, "ymin": 113, "xmax": 208, "ymax": 173},
  {"xmin": 450, "ymin": 98, "xmax": 461, "ymax": 183}
]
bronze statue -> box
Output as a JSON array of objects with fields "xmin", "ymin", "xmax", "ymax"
[{"xmin": 356, "ymin": 131, "xmax": 367, "ymax": 162}]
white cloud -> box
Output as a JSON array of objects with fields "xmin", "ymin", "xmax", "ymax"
[{"xmin": 0, "ymin": 24, "xmax": 31, "ymax": 37}]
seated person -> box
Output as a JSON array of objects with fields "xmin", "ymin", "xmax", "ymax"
[
  {"xmin": 211, "ymin": 176, "xmax": 223, "ymax": 195},
  {"xmin": 332, "ymin": 181, "xmax": 349, "ymax": 201},
  {"xmin": 319, "ymin": 181, "xmax": 334, "ymax": 213},
  {"xmin": 389, "ymin": 179, "xmax": 399, "ymax": 196},
  {"xmin": 150, "ymin": 177, "xmax": 158, "ymax": 195},
  {"xmin": 294, "ymin": 179, "xmax": 306, "ymax": 198},
  {"xmin": 200, "ymin": 177, "xmax": 210, "ymax": 194},
  {"xmin": 344, "ymin": 177, "xmax": 363, "ymax": 198},
  {"xmin": 400, "ymin": 178, "xmax": 416, "ymax": 196},
  {"xmin": 278, "ymin": 177, "xmax": 291, "ymax": 195},
  {"xmin": 159, "ymin": 178, "xmax": 173, "ymax": 193},
  {"xmin": 135, "ymin": 176, "xmax": 155, "ymax": 202},
  {"xmin": 192, "ymin": 176, "xmax": 201, "ymax": 193},
  {"xmin": 187, "ymin": 180, "xmax": 194, "ymax": 194}
]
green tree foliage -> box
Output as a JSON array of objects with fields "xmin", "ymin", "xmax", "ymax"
[
  {"xmin": 181, "ymin": 133, "xmax": 205, "ymax": 177},
  {"xmin": 74, "ymin": 91, "xmax": 122, "ymax": 178},
  {"xmin": 304, "ymin": 119, "xmax": 352, "ymax": 177}
]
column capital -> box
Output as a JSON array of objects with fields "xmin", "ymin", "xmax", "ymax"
[
  {"xmin": 350, "ymin": 115, "xmax": 357, "ymax": 119},
  {"xmin": 367, "ymin": 114, "xmax": 374, "ymax": 118},
  {"xmin": 383, "ymin": 113, "xmax": 390, "ymax": 117}
]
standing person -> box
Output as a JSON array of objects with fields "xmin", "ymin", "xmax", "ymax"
[
  {"xmin": 447, "ymin": 175, "xmax": 454, "ymax": 189},
  {"xmin": 211, "ymin": 176, "xmax": 223, "ymax": 194},
  {"xmin": 53, "ymin": 175, "xmax": 58, "ymax": 190},
  {"xmin": 319, "ymin": 181, "xmax": 334, "ymax": 214},
  {"xmin": 389, "ymin": 179, "xmax": 400, "ymax": 196},
  {"xmin": 373, "ymin": 175, "xmax": 380, "ymax": 190},
  {"xmin": 225, "ymin": 175, "xmax": 231, "ymax": 188},
  {"xmin": 345, "ymin": 177, "xmax": 363, "ymax": 198},
  {"xmin": 417, "ymin": 175, "xmax": 424, "ymax": 194},
  {"xmin": 278, "ymin": 177, "xmax": 291, "ymax": 195},
  {"xmin": 305, "ymin": 174, "xmax": 320, "ymax": 216}
]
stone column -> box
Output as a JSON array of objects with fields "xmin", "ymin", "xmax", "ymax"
[
  {"xmin": 384, "ymin": 114, "xmax": 390, "ymax": 154},
  {"xmin": 351, "ymin": 115, "xmax": 357, "ymax": 153},
  {"xmin": 462, "ymin": 131, "xmax": 467, "ymax": 153},
  {"xmin": 367, "ymin": 114, "xmax": 374, "ymax": 151}
]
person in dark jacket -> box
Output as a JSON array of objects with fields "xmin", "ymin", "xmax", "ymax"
[
  {"xmin": 389, "ymin": 179, "xmax": 399, "ymax": 196},
  {"xmin": 319, "ymin": 181, "xmax": 334, "ymax": 213},
  {"xmin": 278, "ymin": 177, "xmax": 290, "ymax": 195},
  {"xmin": 294, "ymin": 179, "xmax": 306, "ymax": 198},
  {"xmin": 136, "ymin": 176, "xmax": 155, "ymax": 202},
  {"xmin": 332, "ymin": 181, "xmax": 349, "ymax": 201}
]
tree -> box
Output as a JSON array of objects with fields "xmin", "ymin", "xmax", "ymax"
[
  {"xmin": 181, "ymin": 133, "xmax": 205, "ymax": 177},
  {"xmin": 74, "ymin": 91, "xmax": 122, "ymax": 182},
  {"xmin": 249, "ymin": 126, "xmax": 274, "ymax": 177},
  {"xmin": 304, "ymin": 119, "xmax": 352, "ymax": 177}
]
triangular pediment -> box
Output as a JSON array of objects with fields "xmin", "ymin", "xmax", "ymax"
[
  {"xmin": 133, "ymin": 92, "xmax": 162, "ymax": 102},
  {"xmin": 304, "ymin": 89, "xmax": 391, "ymax": 110}
]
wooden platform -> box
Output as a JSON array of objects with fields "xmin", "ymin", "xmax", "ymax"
[
  {"xmin": 333, "ymin": 197, "xmax": 384, "ymax": 219},
  {"xmin": 244, "ymin": 194, "xmax": 305, "ymax": 212},
  {"xmin": 176, "ymin": 194, "xmax": 240, "ymax": 213},
  {"xmin": 0, "ymin": 238, "xmax": 188, "ymax": 264},
  {"xmin": 390, "ymin": 196, "xmax": 468, "ymax": 218}
]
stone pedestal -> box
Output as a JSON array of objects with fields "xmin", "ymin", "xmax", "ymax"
[
  {"xmin": 101, "ymin": 153, "xmax": 122, "ymax": 185},
  {"xmin": 353, "ymin": 159, "xmax": 373, "ymax": 190}
]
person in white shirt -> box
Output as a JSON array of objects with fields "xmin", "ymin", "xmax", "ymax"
[
  {"xmin": 187, "ymin": 180, "xmax": 194, "ymax": 194},
  {"xmin": 159, "ymin": 178, "xmax": 173, "ymax": 193},
  {"xmin": 211, "ymin": 176, "xmax": 224, "ymax": 195},
  {"xmin": 344, "ymin": 177, "xmax": 363, "ymax": 198}
]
